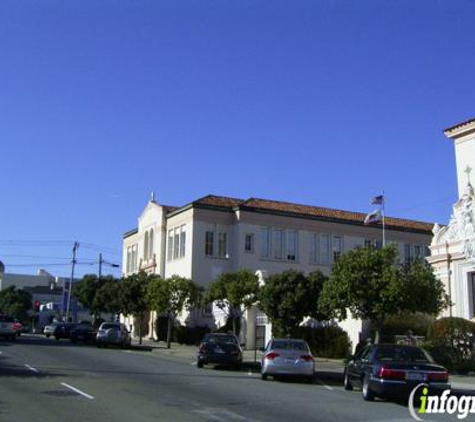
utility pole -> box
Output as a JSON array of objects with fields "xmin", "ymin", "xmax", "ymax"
[
  {"xmin": 65, "ymin": 242, "xmax": 79, "ymax": 322},
  {"xmin": 98, "ymin": 253, "xmax": 102, "ymax": 280}
]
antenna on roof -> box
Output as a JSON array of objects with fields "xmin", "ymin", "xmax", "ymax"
[{"xmin": 150, "ymin": 191, "xmax": 156, "ymax": 203}]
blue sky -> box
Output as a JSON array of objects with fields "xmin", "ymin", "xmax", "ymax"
[{"xmin": 1, "ymin": 0, "xmax": 474, "ymax": 277}]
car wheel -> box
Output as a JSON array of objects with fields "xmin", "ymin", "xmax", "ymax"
[
  {"xmin": 306, "ymin": 375, "xmax": 315, "ymax": 384},
  {"xmin": 362, "ymin": 374, "xmax": 375, "ymax": 401},
  {"xmin": 97, "ymin": 343, "xmax": 101, "ymax": 348},
  {"xmin": 46, "ymin": 334, "xmax": 50, "ymax": 338},
  {"xmin": 344, "ymin": 370, "xmax": 353, "ymax": 391},
  {"xmin": 261, "ymin": 373, "xmax": 268, "ymax": 381},
  {"xmin": 197, "ymin": 360, "xmax": 204, "ymax": 368},
  {"xmin": 55, "ymin": 336, "xmax": 60, "ymax": 341}
]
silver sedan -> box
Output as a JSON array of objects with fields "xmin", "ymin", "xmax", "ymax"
[{"xmin": 261, "ymin": 338, "xmax": 315, "ymax": 381}]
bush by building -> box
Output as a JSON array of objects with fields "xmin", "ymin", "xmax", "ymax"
[
  {"xmin": 425, "ymin": 317, "xmax": 475, "ymax": 373},
  {"xmin": 294, "ymin": 325, "xmax": 351, "ymax": 359}
]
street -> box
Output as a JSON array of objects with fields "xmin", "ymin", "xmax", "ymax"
[{"xmin": 0, "ymin": 335, "xmax": 449, "ymax": 422}]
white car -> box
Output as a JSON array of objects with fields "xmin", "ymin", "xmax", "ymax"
[{"xmin": 261, "ymin": 338, "xmax": 315, "ymax": 382}]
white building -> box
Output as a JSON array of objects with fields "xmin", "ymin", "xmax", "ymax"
[
  {"xmin": 428, "ymin": 117, "xmax": 475, "ymax": 321},
  {"xmin": 123, "ymin": 192, "xmax": 433, "ymax": 349}
]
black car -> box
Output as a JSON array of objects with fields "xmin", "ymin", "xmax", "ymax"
[
  {"xmin": 197, "ymin": 333, "xmax": 243, "ymax": 369},
  {"xmin": 344, "ymin": 343, "xmax": 450, "ymax": 401},
  {"xmin": 53, "ymin": 323, "xmax": 78, "ymax": 340},
  {"xmin": 70, "ymin": 324, "xmax": 97, "ymax": 344}
]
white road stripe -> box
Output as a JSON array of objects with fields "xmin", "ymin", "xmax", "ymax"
[
  {"xmin": 25, "ymin": 364, "xmax": 40, "ymax": 373},
  {"xmin": 60, "ymin": 382, "xmax": 95, "ymax": 400},
  {"xmin": 316, "ymin": 379, "xmax": 333, "ymax": 391}
]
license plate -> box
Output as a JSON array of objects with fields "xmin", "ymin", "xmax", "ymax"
[
  {"xmin": 408, "ymin": 372, "xmax": 424, "ymax": 381},
  {"xmin": 214, "ymin": 348, "xmax": 224, "ymax": 354},
  {"xmin": 285, "ymin": 358, "xmax": 295, "ymax": 363}
]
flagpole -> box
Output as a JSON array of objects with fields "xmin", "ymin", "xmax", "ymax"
[{"xmin": 382, "ymin": 191, "xmax": 386, "ymax": 247}]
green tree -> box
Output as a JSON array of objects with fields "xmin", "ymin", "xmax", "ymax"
[
  {"xmin": 146, "ymin": 275, "xmax": 201, "ymax": 349},
  {"xmin": 319, "ymin": 245, "xmax": 449, "ymax": 343},
  {"xmin": 73, "ymin": 274, "xmax": 104, "ymax": 319},
  {"xmin": 0, "ymin": 286, "xmax": 32, "ymax": 321},
  {"xmin": 94, "ymin": 276, "xmax": 122, "ymax": 316},
  {"xmin": 119, "ymin": 271, "xmax": 152, "ymax": 345},
  {"xmin": 205, "ymin": 269, "xmax": 259, "ymax": 334},
  {"xmin": 258, "ymin": 269, "xmax": 328, "ymax": 337}
]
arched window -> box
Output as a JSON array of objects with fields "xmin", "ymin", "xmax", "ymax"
[
  {"xmin": 149, "ymin": 229, "xmax": 154, "ymax": 259},
  {"xmin": 144, "ymin": 231, "xmax": 149, "ymax": 260}
]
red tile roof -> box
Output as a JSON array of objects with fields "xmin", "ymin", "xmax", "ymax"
[
  {"xmin": 192, "ymin": 194, "xmax": 245, "ymax": 209},
  {"xmin": 239, "ymin": 197, "xmax": 433, "ymax": 233}
]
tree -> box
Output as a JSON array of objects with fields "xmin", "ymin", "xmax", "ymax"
[
  {"xmin": 205, "ymin": 269, "xmax": 259, "ymax": 334},
  {"xmin": 319, "ymin": 245, "xmax": 449, "ymax": 343},
  {"xmin": 258, "ymin": 269, "xmax": 328, "ymax": 337},
  {"xmin": 0, "ymin": 286, "xmax": 32, "ymax": 321},
  {"xmin": 73, "ymin": 274, "xmax": 104, "ymax": 319},
  {"xmin": 146, "ymin": 275, "xmax": 201, "ymax": 349},
  {"xmin": 94, "ymin": 276, "xmax": 122, "ymax": 316},
  {"xmin": 119, "ymin": 271, "xmax": 151, "ymax": 345}
]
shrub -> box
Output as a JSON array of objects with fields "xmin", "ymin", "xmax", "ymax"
[
  {"xmin": 174, "ymin": 325, "xmax": 211, "ymax": 345},
  {"xmin": 294, "ymin": 325, "xmax": 351, "ymax": 359},
  {"xmin": 377, "ymin": 313, "xmax": 434, "ymax": 343},
  {"xmin": 425, "ymin": 317, "xmax": 475, "ymax": 373}
]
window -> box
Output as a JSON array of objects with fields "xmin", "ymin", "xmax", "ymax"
[
  {"xmin": 286, "ymin": 230, "xmax": 297, "ymax": 261},
  {"xmin": 310, "ymin": 233, "xmax": 319, "ymax": 264},
  {"xmin": 332, "ymin": 236, "xmax": 342, "ymax": 262},
  {"xmin": 126, "ymin": 247, "xmax": 132, "ymax": 273},
  {"xmin": 414, "ymin": 245, "xmax": 421, "ymax": 261},
  {"xmin": 260, "ymin": 227, "xmax": 270, "ymax": 258},
  {"xmin": 149, "ymin": 229, "xmax": 154, "ymax": 259},
  {"xmin": 167, "ymin": 230, "xmax": 173, "ymax": 261},
  {"xmin": 144, "ymin": 232, "xmax": 149, "ymax": 260},
  {"xmin": 375, "ymin": 240, "xmax": 383, "ymax": 250},
  {"xmin": 173, "ymin": 228, "xmax": 180, "ymax": 260},
  {"xmin": 244, "ymin": 233, "xmax": 254, "ymax": 253},
  {"xmin": 404, "ymin": 244, "xmax": 412, "ymax": 265},
  {"xmin": 272, "ymin": 229, "xmax": 284, "ymax": 260},
  {"xmin": 205, "ymin": 231, "xmax": 214, "ymax": 256},
  {"xmin": 218, "ymin": 232, "xmax": 228, "ymax": 258},
  {"xmin": 320, "ymin": 234, "xmax": 330, "ymax": 265},
  {"xmin": 129, "ymin": 244, "xmax": 137, "ymax": 272},
  {"xmin": 180, "ymin": 225, "xmax": 186, "ymax": 258}
]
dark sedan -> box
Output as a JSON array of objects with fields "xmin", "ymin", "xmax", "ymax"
[
  {"xmin": 344, "ymin": 343, "xmax": 450, "ymax": 401},
  {"xmin": 53, "ymin": 323, "xmax": 78, "ymax": 340},
  {"xmin": 70, "ymin": 325, "xmax": 97, "ymax": 344},
  {"xmin": 197, "ymin": 333, "xmax": 243, "ymax": 369}
]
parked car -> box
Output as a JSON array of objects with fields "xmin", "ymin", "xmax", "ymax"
[
  {"xmin": 13, "ymin": 319, "xmax": 23, "ymax": 337},
  {"xmin": 44, "ymin": 322, "xmax": 59, "ymax": 338},
  {"xmin": 70, "ymin": 324, "xmax": 97, "ymax": 344},
  {"xmin": 261, "ymin": 338, "xmax": 315, "ymax": 382},
  {"xmin": 197, "ymin": 333, "xmax": 243, "ymax": 369},
  {"xmin": 96, "ymin": 322, "xmax": 131, "ymax": 348},
  {"xmin": 0, "ymin": 315, "xmax": 16, "ymax": 341},
  {"xmin": 53, "ymin": 322, "xmax": 78, "ymax": 340},
  {"xmin": 344, "ymin": 343, "xmax": 450, "ymax": 401}
]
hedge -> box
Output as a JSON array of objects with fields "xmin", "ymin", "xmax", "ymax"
[{"xmin": 294, "ymin": 325, "xmax": 351, "ymax": 359}]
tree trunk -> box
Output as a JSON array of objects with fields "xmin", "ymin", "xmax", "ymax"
[
  {"xmin": 139, "ymin": 314, "xmax": 143, "ymax": 345},
  {"xmin": 166, "ymin": 312, "xmax": 172, "ymax": 349},
  {"xmin": 374, "ymin": 319, "xmax": 383, "ymax": 344},
  {"xmin": 232, "ymin": 316, "xmax": 236, "ymax": 334}
]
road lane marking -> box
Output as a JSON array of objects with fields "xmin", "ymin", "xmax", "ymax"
[
  {"xmin": 316, "ymin": 379, "xmax": 333, "ymax": 391},
  {"xmin": 25, "ymin": 364, "xmax": 40, "ymax": 373},
  {"xmin": 60, "ymin": 383, "xmax": 95, "ymax": 400}
]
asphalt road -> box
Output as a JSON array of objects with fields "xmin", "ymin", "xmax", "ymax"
[{"xmin": 0, "ymin": 335, "xmax": 449, "ymax": 422}]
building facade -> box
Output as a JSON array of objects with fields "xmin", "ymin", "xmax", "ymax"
[
  {"xmin": 428, "ymin": 117, "xmax": 475, "ymax": 321},
  {"xmin": 123, "ymin": 193, "xmax": 433, "ymax": 349}
]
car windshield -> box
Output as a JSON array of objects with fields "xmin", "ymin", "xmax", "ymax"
[
  {"xmin": 101, "ymin": 324, "xmax": 120, "ymax": 330},
  {"xmin": 204, "ymin": 334, "xmax": 237, "ymax": 345},
  {"xmin": 375, "ymin": 346, "xmax": 433, "ymax": 363},
  {"xmin": 0, "ymin": 315, "xmax": 14, "ymax": 323},
  {"xmin": 271, "ymin": 340, "xmax": 309, "ymax": 352}
]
